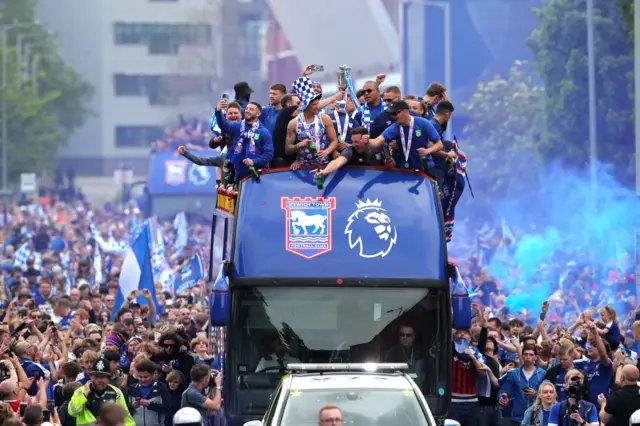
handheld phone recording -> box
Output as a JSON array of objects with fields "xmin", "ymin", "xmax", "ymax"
[{"xmin": 310, "ymin": 65, "xmax": 324, "ymax": 72}]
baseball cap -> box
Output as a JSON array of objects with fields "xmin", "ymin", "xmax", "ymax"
[{"xmin": 387, "ymin": 100, "xmax": 410, "ymax": 114}]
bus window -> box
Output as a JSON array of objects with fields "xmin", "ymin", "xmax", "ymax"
[{"xmin": 228, "ymin": 286, "xmax": 444, "ymax": 399}]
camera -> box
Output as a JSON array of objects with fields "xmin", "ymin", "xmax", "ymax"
[
  {"xmin": 566, "ymin": 375, "xmax": 586, "ymax": 399},
  {"xmin": 209, "ymin": 370, "xmax": 219, "ymax": 389}
]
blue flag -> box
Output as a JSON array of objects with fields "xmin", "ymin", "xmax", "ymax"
[
  {"xmin": 174, "ymin": 252, "xmax": 206, "ymax": 295},
  {"xmin": 112, "ymin": 221, "xmax": 157, "ymax": 319}
]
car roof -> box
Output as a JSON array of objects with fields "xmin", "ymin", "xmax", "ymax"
[{"xmin": 288, "ymin": 372, "xmax": 414, "ymax": 391}]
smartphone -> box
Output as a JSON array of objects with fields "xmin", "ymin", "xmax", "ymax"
[
  {"xmin": 43, "ymin": 410, "xmax": 51, "ymax": 422},
  {"xmin": 310, "ymin": 65, "xmax": 324, "ymax": 72},
  {"xmin": 221, "ymin": 94, "xmax": 229, "ymax": 100},
  {"xmin": 337, "ymin": 101, "xmax": 346, "ymax": 111},
  {"xmin": 46, "ymin": 400, "xmax": 55, "ymax": 414},
  {"xmin": 19, "ymin": 402, "xmax": 27, "ymax": 416}
]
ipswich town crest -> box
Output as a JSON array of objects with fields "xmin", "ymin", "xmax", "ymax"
[
  {"xmin": 165, "ymin": 160, "xmax": 188, "ymax": 186},
  {"xmin": 281, "ymin": 197, "xmax": 337, "ymax": 259}
]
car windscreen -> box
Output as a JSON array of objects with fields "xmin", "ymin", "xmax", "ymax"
[{"xmin": 279, "ymin": 387, "xmax": 430, "ymax": 426}]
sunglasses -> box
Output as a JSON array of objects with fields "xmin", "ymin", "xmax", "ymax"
[
  {"xmin": 362, "ymin": 89, "xmax": 374, "ymax": 94},
  {"xmin": 383, "ymin": 97, "xmax": 395, "ymax": 103}
]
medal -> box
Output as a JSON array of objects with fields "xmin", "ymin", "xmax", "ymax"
[{"xmin": 399, "ymin": 117, "xmax": 414, "ymax": 169}]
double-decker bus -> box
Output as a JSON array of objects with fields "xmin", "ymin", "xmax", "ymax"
[{"xmin": 210, "ymin": 166, "xmax": 452, "ymax": 426}]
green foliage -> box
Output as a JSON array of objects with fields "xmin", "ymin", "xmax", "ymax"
[
  {"xmin": 527, "ymin": 0, "xmax": 634, "ymax": 184},
  {"xmin": 0, "ymin": 0, "xmax": 93, "ymax": 182},
  {"xmin": 613, "ymin": 0, "xmax": 634, "ymax": 41},
  {"xmin": 462, "ymin": 61, "xmax": 546, "ymax": 200}
]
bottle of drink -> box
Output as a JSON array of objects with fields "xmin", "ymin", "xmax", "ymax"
[
  {"xmin": 420, "ymin": 156, "xmax": 429, "ymax": 172},
  {"xmin": 315, "ymin": 169, "xmax": 324, "ymax": 190},
  {"xmin": 381, "ymin": 143, "xmax": 392, "ymax": 164},
  {"xmin": 248, "ymin": 166, "xmax": 260, "ymax": 180},
  {"xmin": 309, "ymin": 141, "xmax": 317, "ymax": 156}
]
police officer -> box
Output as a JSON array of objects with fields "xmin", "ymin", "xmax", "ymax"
[{"xmin": 68, "ymin": 358, "xmax": 135, "ymax": 426}]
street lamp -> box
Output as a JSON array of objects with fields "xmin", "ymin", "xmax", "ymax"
[
  {"xmin": 1, "ymin": 22, "xmax": 40, "ymax": 191},
  {"xmin": 586, "ymin": 0, "xmax": 597, "ymax": 208},
  {"xmin": 399, "ymin": 0, "xmax": 452, "ymax": 140},
  {"xmin": 17, "ymin": 29, "xmax": 55, "ymax": 88}
]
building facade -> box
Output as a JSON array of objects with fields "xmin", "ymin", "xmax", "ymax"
[{"xmin": 37, "ymin": 0, "xmax": 266, "ymax": 176}]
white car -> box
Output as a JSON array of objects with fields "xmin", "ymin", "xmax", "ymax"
[{"xmin": 242, "ymin": 363, "xmax": 461, "ymax": 426}]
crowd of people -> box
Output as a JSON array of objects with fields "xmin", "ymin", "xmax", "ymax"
[
  {"xmin": 447, "ymin": 215, "xmax": 640, "ymax": 426},
  {"xmin": 0, "ymin": 62, "xmax": 638, "ymax": 426},
  {"xmin": 0, "ymin": 194, "xmax": 221, "ymax": 426}
]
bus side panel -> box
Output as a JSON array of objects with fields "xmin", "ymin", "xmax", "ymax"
[{"xmin": 232, "ymin": 168, "xmax": 446, "ymax": 280}]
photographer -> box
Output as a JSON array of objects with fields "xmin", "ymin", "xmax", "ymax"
[
  {"xmin": 181, "ymin": 364, "xmax": 222, "ymax": 426},
  {"xmin": 548, "ymin": 369, "xmax": 598, "ymax": 426}
]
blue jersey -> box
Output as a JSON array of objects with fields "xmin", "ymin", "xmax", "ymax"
[{"xmin": 380, "ymin": 116, "xmax": 440, "ymax": 169}]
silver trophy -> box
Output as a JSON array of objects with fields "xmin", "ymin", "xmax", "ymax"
[{"xmin": 337, "ymin": 64, "xmax": 350, "ymax": 92}]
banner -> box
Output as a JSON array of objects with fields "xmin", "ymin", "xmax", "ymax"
[{"xmin": 174, "ymin": 252, "xmax": 206, "ymax": 295}]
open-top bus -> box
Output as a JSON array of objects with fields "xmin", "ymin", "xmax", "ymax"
[{"xmin": 209, "ymin": 166, "xmax": 453, "ymax": 426}]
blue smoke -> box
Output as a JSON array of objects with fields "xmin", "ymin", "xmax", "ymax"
[{"xmin": 480, "ymin": 162, "xmax": 639, "ymax": 313}]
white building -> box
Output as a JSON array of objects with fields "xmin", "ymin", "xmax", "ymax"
[{"xmin": 36, "ymin": 0, "xmax": 221, "ymax": 175}]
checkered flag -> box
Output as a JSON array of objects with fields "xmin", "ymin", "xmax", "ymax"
[
  {"xmin": 292, "ymin": 76, "xmax": 318, "ymax": 111},
  {"xmin": 13, "ymin": 243, "xmax": 30, "ymax": 266}
]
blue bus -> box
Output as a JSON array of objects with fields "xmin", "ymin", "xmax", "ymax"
[{"xmin": 210, "ymin": 166, "xmax": 453, "ymax": 426}]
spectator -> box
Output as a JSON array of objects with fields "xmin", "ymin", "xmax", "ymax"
[
  {"xmin": 499, "ymin": 344, "xmax": 547, "ymax": 424},
  {"xmin": 96, "ymin": 402, "xmax": 128, "ymax": 426},
  {"xmin": 599, "ymin": 365, "xmax": 640, "ymax": 426},
  {"xmin": 520, "ymin": 381, "xmax": 557, "ymax": 426},
  {"xmin": 180, "ymin": 364, "xmax": 222, "ymax": 426},
  {"xmin": 127, "ymin": 359, "xmax": 170, "ymax": 426}
]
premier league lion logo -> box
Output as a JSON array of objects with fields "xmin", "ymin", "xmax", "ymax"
[{"xmin": 344, "ymin": 199, "xmax": 397, "ymax": 258}]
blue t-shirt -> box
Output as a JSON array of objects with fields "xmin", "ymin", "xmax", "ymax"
[
  {"xmin": 548, "ymin": 400, "xmax": 598, "ymax": 426},
  {"xmin": 584, "ymin": 359, "xmax": 612, "ymax": 404},
  {"xmin": 543, "ymin": 408, "xmax": 551, "ymax": 426},
  {"xmin": 355, "ymin": 100, "xmax": 386, "ymax": 124},
  {"xmin": 604, "ymin": 321, "xmax": 621, "ymax": 348},
  {"xmin": 380, "ymin": 116, "xmax": 440, "ymax": 169},
  {"xmin": 140, "ymin": 384, "xmax": 154, "ymax": 399}
]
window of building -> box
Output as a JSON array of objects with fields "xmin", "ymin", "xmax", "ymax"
[
  {"xmin": 113, "ymin": 74, "xmax": 213, "ymax": 105},
  {"xmin": 113, "ymin": 23, "xmax": 212, "ymax": 53},
  {"xmin": 115, "ymin": 126, "xmax": 164, "ymax": 148}
]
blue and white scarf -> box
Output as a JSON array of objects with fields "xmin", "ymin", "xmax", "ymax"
[
  {"xmin": 442, "ymin": 140, "xmax": 467, "ymax": 243},
  {"xmin": 233, "ymin": 120, "xmax": 260, "ymax": 155},
  {"xmin": 361, "ymin": 100, "xmax": 387, "ymax": 131}
]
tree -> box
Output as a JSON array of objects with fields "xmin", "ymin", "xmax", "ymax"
[
  {"xmin": 0, "ymin": 0, "xmax": 93, "ymax": 182},
  {"xmin": 462, "ymin": 60, "xmax": 546, "ymax": 201},
  {"xmin": 613, "ymin": 0, "xmax": 634, "ymax": 42},
  {"xmin": 527, "ymin": 0, "xmax": 634, "ymax": 185}
]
